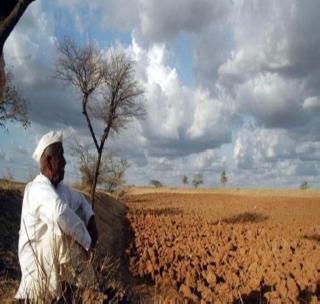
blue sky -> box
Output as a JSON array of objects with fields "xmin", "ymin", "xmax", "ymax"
[{"xmin": 1, "ymin": 0, "xmax": 320, "ymax": 188}]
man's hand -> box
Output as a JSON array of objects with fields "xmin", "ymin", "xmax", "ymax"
[
  {"xmin": 87, "ymin": 215, "xmax": 98, "ymax": 248},
  {"xmin": 86, "ymin": 246, "xmax": 96, "ymax": 264}
]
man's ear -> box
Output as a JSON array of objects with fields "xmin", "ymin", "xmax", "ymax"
[{"xmin": 46, "ymin": 155, "xmax": 53, "ymax": 171}]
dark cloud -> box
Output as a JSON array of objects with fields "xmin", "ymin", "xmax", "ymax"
[
  {"xmin": 139, "ymin": 0, "xmax": 229, "ymax": 42},
  {"xmin": 144, "ymin": 132, "xmax": 231, "ymax": 158},
  {"xmin": 296, "ymin": 162, "xmax": 319, "ymax": 177}
]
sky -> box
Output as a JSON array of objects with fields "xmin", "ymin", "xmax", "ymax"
[{"xmin": 1, "ymin": 0, "xmax": 320, "ymax": 188}]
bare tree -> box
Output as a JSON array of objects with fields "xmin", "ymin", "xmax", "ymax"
[
  {"xmin": 0, "ymin": 0, "xmax": 35, "ymax": 99},
  {"xmin": 0, "ymin": 70, "xmax": 29, "ymax": 128},
  {"xmin": 55, "ymin": 38, "xmax": 145, "ymax": 208}
]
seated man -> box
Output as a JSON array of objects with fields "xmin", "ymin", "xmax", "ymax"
[{"xmin": 15, "ymin": 130, "xmax": 98, "ymax": 301}]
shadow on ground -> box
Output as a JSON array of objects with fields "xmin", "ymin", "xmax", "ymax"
[
  {"xmin": 0, "ymin": 187, "xmax": 23, "ymax": 300},
  {"xmin": 143, "ymin": 207, "xmax": 183, "ymax": 217},
  {"xmin": 298, "ymin": 280, "xmax": 320, "ymax": 303},
  {"xmin": 213, "ymin": 212, "xmax": 269, "ymax": 225},
  {"xmin": 233, "ymin": 281, "xmax": 320, "ymax": 304},
  {"xmin": 94, "ymin": 191, "xmax": 157, "ymax": 303},
  {"xmin": 233, "ymin": 285, "xmax": 271, "ymax": 304},
  {"xmin": 0, "ymin": 188, "xmax": 22, "ymax": 281},
  {"xmin": 303, "ymin": 234, "xmax": 320, "ymax": 244}
]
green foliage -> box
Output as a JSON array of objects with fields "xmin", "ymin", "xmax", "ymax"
[
  {"xmin": 182, "ymin": 175, "xmax": 188, "ymax": 185},
  {"xmin": 192, "ymin": 174, "xmax": 203, "ymax": 188},
  {"xmin": 300, "ymin": 180, "xmax": 309, "ymax": 190},
  {"xmin": 150, "ymin": 180, "xmax": 163, "ymax": 188},
  {"xmin": 220, "ymin": 170, "xmax": 228, "ymax": 187}
]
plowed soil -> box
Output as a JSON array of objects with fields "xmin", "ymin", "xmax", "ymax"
[{"xmin": 124, "ymin": 189, "xmax": 320, "ymax": 303}]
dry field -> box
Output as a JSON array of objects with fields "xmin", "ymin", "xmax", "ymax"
[{"xmin": 124, "ymin": 188, "xmax": 320, "ymax": 303}]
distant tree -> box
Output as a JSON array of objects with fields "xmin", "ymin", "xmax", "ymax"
[
  {"xmin": 182, "ymin": 175, "xmax": 188, "ymax": 185},
  {"xmin": 0, "ymin": 70, "xmax": 29, "ymax": 128},
  {"xmin": 0, "ymin": 0, "xmax": 36, "ymax": 99},
  {"xmin": 150, "ymin": 180, "xmax": 163, "ymax": 188},
  {"xmin": 192, "ymin": 174, "xmax": 203, "ymax": 188},
  {"xmin": 300, "ymin": 180, "xmax": 309, "ymax": 190},
  {"xmin": 220, "ymin": 170, "xmax": 228, "ymax": 187},
  {"xmin": 55, "ymin": 38, "xmax": 145, "ymax": 208}
]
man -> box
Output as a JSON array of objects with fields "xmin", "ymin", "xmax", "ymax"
[{"xmin": 15, "ymin": 130, "xmax": 98, "ymax": 301}]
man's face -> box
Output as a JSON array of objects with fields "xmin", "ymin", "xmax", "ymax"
[{"xmin": 50, "ymin": 142, "xmax": 66, "ymax": 186}]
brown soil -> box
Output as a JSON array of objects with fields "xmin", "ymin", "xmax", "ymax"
[{"xmin": 124, "ymin": 190, "xmax": 320, "ymax": 303}]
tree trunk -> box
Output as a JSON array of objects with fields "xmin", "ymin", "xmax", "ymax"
[
  {"xmin": 90, "ymin": 125, "xmax": 111, "ymax": 209},
  {"xmin": 90, "ymin": 149, "xmax": 102, "ymax": 209},
  {"xmin": 0, "ymin": 0, "xmax": 35, "ymax": 99},
  {"xmin": 0, "ymin": 51, "xmax": 4, "ymax": 100},
  {"xmin": 0, "ymin": 0, "xmax": 35, "ymax": 49}
]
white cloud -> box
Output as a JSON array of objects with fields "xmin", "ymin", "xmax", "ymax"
[
  {"xmin": 303, "ymin": 96, "xmax": 320, "ymax": 111},
  {"xmin": 125, "ymin": 39, "xmax": 234, "ymax": 157},
  {"xmin": 234, "ymin": 126, "xmax": 297, "ymax": 170},
  {"xmin": 2, "ymin": 0, "xmax": 320, "ymax": 188},
  {"xmin": 236, "ymin": 73, "xmax": 306, "ymax": 127},
  {"xmin": 138, "ymin": 0, "xmax": 229, "ymax": 42}
]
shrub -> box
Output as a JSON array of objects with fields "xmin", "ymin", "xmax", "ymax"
[{"xmin": 150, "ymin": 180, "xmax": 163, "ymax": 188}]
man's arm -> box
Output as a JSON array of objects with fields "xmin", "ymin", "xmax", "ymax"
[
  {"xmin": 87, "ymin": 215, "xmax": 98, "ymax": 248},
  {"xmin": 68, "ymin": 189, "xmax": 98, "ymax": 247},
  {"xmin": 35, "ymin": 184, "xmax": 92, "ymax": 251}
]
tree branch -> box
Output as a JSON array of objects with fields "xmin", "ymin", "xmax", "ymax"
[
  {"xmin": 0, "ymin": 0, "xmax": 35, "ymax": 51},
  {"xmin": 82, "ymin": 94, "xmax": 99, "ymax": 152}
]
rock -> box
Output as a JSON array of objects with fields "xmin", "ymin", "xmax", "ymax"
[
  {"xmin": 185, "ymin": 271, "xmax": 197, "ymax": 289},
  {"xmin": 198, "ymin": 284, "xmax": 213, "ymax": 302},
  {"xmin": 264, "ymin": 291, "xmax": 281, "ymax": 303},
  {"xmin": 310, "ymin": 296, "xmax": 318, "ymax": 304},
  {"xmin": 204, "ymin": 270, "xmax": 217, "ymax": 287},
  {"xmin": 179, "ymin": 284, "xmax": 199, "ymax": 302},
  {"xmin": 146, "ymin": 260, "xmax": 154, "ymax": 277},
  {"xmin": 286, "ymin": 277, "xmax": 299, "ymax": 299},
  {"xmin": 277, "ymin": 280, "xmax": 287, "ymax": 299}
]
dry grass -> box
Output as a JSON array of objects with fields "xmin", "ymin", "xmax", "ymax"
[{"xmin": 0, "ymin": 182, "xmax": 135, "ymax": 303}]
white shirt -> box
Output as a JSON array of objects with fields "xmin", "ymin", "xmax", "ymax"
[{"xmin": 15, "ymin": 173, "xmax": 94, "ymax": 299}]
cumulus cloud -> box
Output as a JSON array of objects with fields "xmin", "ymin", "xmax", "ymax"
[
  {"xmin": 125, "ymin": 148, "xmax": 226, "ymax": 186},
  {"xmin": 4, "ymin": 2, "xmax": 86, "ymax": 130},
  {"xmin": 303, "ymin": 96, "xmax": 320, "ymax": 111},
  {"xmin": 0, "ymin": 149, "xmax": 5, "ymax": 160},
  {"xmin": 138, "ymin": 0, "xmax": 229, "ymax": 42},
  {"xmin": 2, "ymin": 0, "xmax": 320, "ymax": 187},
  {"xmin": 236, "ymin": 73, "xmax": 307, "ymax": 128},
  {"xmin": 234, "ymin": 125, "xmax": 297, "ymax": 170},
  {"xmin": 297, "ymin": 141, "xmax": 320, "ymax": 161},
  {"xmin": 233, "ymin": 124, "xmax": 320, "ymax": 187},
  {"xmin": 126, "ymin": 39, "xmax": 233, "ymax": 158}
]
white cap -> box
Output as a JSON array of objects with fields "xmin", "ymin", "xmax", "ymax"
[{"xmin": 32, "ymin": 130, "xmax": 63, "ymax": 164}]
